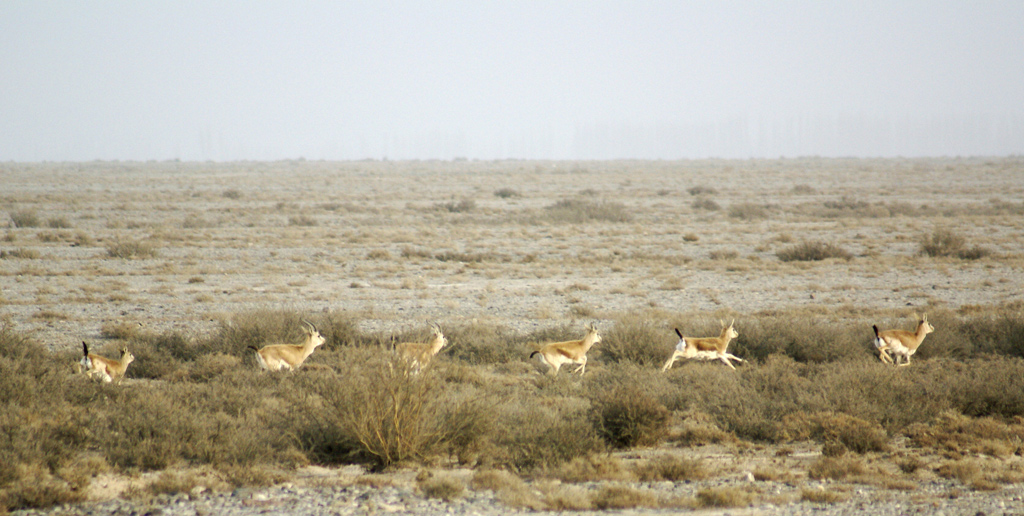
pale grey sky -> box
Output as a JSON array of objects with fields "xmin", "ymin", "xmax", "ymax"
[{"xmin": 2, "ymin": 1, "xmax": 1022, "ymax": 161}]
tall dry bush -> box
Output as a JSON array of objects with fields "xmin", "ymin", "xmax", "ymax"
[
  {"xmin": 600, "ymin": 317, "xmax": 671, "ymax": 367},
  {"xmin": 298, "ymin": 352, "xmax": 496, "ymax": 470},
  {"xmin": 588, "ymin": 383, "xmax": 670, "ymax": 448},
  {"xmin": 738, "ymin": 316, "xmax": 863, "ymax": 363},
  {"xmin": 495, "ymin": 398, "xmax": 605, "ymax": 472},
  {"xmin": 444, "ymin": 322, "xmax": 523, "ymax": 365}
]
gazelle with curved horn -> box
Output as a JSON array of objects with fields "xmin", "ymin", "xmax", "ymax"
[
  {"xmin": 248, "ymin": 319, "xmax": 326, "ymax": 371},
  {"xmin": 80, "ymin": 341, "xmax": 135, "ymax": 383},
  {"xmin": 395, "ymin": 322, "xmax": 448, "ymax": 372},
  {"xmin": 662, "ymin": 319, "xmax": 744, "ymax": 371},
  {"xmin": 873, "ymin": 314, "xmax": 934, "ymax": 366},
  {"xmin": 530, "ymin": 322, "xmax": 601, "ymax": 376}
]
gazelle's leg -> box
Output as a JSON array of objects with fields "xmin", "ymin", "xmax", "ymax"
[
  {"xmin": 718, "ymin": 355, "xmax": 737, "ymax": 370},
  {"xmin": 661, "ymin": 351, "xmax": 681, "ymax": 372},
  {"xmin": 573, "ymin": 357, "xmax": 587, "ymax": 376},
  {"xmin": 878, "ymin": 349, "xmax": 893, "ymax": 364}
]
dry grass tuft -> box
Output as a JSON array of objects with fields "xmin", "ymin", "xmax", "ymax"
[
  {"xmin": 776, "ymin": 241, "xmax": 852, "ymax": 262},
  {"xmin": 543, "ymin": 199, "xmax": 631, "ymax": 223},
  {"xmin": 808, "ymin": 456, "xmax": 867, "ymax": 480},
  {"xmin": 592, "ymin": 485, "xmax": 659, "ymax": 510},
  {"xmin": 105, "ymin": 239, "xmax": 158, "ymax": 259},
  {"xmin": 418, "ymin": 472, "xmax": 465, "ymax": 501},
  {"xmin": 694, "ymin": 486, "xmax": 754, "ymax": 508},
  {"xmin": 634, "ymin": 455, "xmax": 708, "ymax": 482},
  {"xmin": 801, "ymin": 487, "xmax": 847, "ymax": 504}
]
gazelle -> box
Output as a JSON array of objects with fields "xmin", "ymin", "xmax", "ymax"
[
  {"xmin": 530, "ymin": 322, "xmax": 601, "ymax": 376},
  {"xmin": 248, "ymin": 320, "xmax": 325, "ymax": 371},
  {"xmin": 395, "ymin": 323, "xmax": 448, "ymax": 372},
  {"xmin": 661, "ymin": 319, "xmax": 744, "ymax": 371},
  {"xmin": 873, "ymin": 314, "xmax": 934, "ymax": 366},
  {"xmin": 80, "ymin": 341, "xmax": 134, "ymax": 383}
]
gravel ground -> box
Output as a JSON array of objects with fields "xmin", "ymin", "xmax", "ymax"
[{"xmin": 14, "ymin": 468, "xmax": 1024, "ymax": 516}]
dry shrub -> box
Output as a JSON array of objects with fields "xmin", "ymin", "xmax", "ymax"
[
  {"xmin": 308, "ymin": 356, "xmax": 495, "ymax": 469},
  {"xmin": 801, "ymin": 488, "xmax": 847, "ymax": 504},
  {"xmin": 146, "ymin": 470, "xmax": 204, "ymax": 496},
  {"xmin": 287, "ymin": 215, "xmax": 317, "ymax": 226},
  {"xmin": 0, "ymin": 248, "xmax": 40, "ymax": 259},
  {"xmin": 808, "ymin": 456, "xmax": 867, "ymax": 480},
  {"xmin": 970, "ymin": 478, "xmax": 1001, "ymax": 491},
  {"xmin": 9, "ymin": 210, "xmax": 41, "ymax": 228},
  {"xmin": 444, "ymin": 322, "xmax": 522, "ymax": 365},
  {"xmin": 728, "ymin": 202, "xmax": 770, "ymax": 220},
  {"xmin": 0, "ymin": 463, "xmax": 87, "ymax": 511},
  {"xmin": 543, "ymin": 485, "xmax": 593, "ymax": 511},
  {"xmin": 920, "ymin": 229, "xmax": 966, "ymax": 257},
  {"xmin": 553, "ymin": 455, "xmax": 634, "ymax": 483},
  {"xmin": 186, "ymin": 353, "xmax": 242, "ymax": 382},
  {"xmin": 600, "ymin": 317, "xmax": 672, "ymax": 367},
  {"xmin": 945, "ymin": 357, "xmax": 1024, "ymax": 418},
  {"xmin": 217, "ymin": 464, "xmax": 290, "ymax": 488},
  {"xmin": 99, "ymin": 321, "xmax": 143, "ymax": 340},
  {"xmin": 435, "ymin": 198, "xmax": 476, "ymax": 213},
  {"xmin": 776, "ymin": 241, "xmax": 852, "ymax": 262},
  {"xmin": 542, "ymin": 199, "xmax": 631, "ymax": 223},
  {"xmin": 821, "ymin": 442, "xmax": 847, "ymax": 457},
  {"xmin": 817, "ymin": 413, "xmax": 889, "ymax": 454},
  {"xmin": 471, "ymin": 468, "xmax": 546, "ymax": 509},
  {"xmin": 688, "ymin": 185, "xmax": 718, "ymax": 196},
  {"xmin": 695, "ymin": 486, "xmax": 754, "ymax": 508},
  {"xmin": 105, "ymin": 239, "xmax": 158, "ymax": 259},
  {"xmin": 418, "ymin": 472, "xmax": 465, "ymax": 501},
  {"xmin": 692, "ymin": 198, "xmax": 720, "ymax": 211},
  {"xmin": 737, "ymin": 316, "xmax": 862, "ymax": 363},
  {"xmin": 592, "ymin": 485, "xmax": 659, "ymax": 510},
  {"xmin": 588, "ymin": 381, "xmax": 670, "ymax": 449},
  {"xmin": 496, "ymin": 398, "xmax": 605, "ymax": 472},
  {"xmin": 672, "ymin": 410, "xmax": 737, "ymax": 446},
  {"xmin": 936, "ymin": 460, "xmax": 982, "ymax": 484},
  {"xmin": 493, "ymin": 188, "xmax": 520, "ymax": 199},
  {"xmin": 899, "ymin": 455, "xmax": 926, "ymax": 474},
  {"xmin": 634, "ymin": 455, "xmax": 708, "ymax": 482},
  {"xmin": 905, "ymin": 411, "xmax": 1024, "ymax": 456}
]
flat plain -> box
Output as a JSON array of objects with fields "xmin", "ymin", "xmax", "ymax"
[
  {"xmin": 3, "ymin": 158, "xmax": 1022, "ymax": 348},
  {"xmin": 2, "ymin": 158, "xmax": 1024, "ymax": 515}
]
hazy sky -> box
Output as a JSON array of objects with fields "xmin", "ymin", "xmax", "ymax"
[{"xmin": 2, "ymin": 1, "xmax": 1022, "ymax": 161}]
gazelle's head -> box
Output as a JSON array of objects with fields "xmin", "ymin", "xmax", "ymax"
[
  {"xmin": 918, "ymin": 314, "xmax": 934, "ymax": 336},
  {"xmin": 721, "ymin": 319, "xmax": 739, "ymax": 340},
  {"xmin": 431, "ymin": 323, "xmax": 448, "ymax": 349},
  {"xmin": 119, "ymin": 347, "xmax": 135, "ymax": 365},
  {"xmin": 302, "ymin": 320, "xmax": 326, "ymax": 348},
  {"xmin": 586, "ymin": 322, "xmax": 602, "ymax": 344}
]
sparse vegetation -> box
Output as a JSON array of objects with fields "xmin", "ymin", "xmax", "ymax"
[
  {"xmin": 105, "ymin": 239, "xmax": 158, "ymax": 259},
  {"xmin": 3, "ymin": 158, "xmax": 1024, "ymax": 512},
  {"xmin": 9, "ymin": 210, "xmax": 40, "ymax": 228},
  {"xmin": 493, "ymin": 188, "xmax": 521, "ymax": 199},
  {"xmin": 543, "ymin": 199, "xmax": 631, "ymax": 223},
  {"xmin": 776, "ymin": 241, "xmax": 853, "ymax": 262}
]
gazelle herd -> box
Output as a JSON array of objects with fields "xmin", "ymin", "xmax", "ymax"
[{"xmin": 76, "ymin": 311, "xmax": 935, "ymax": 383}]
